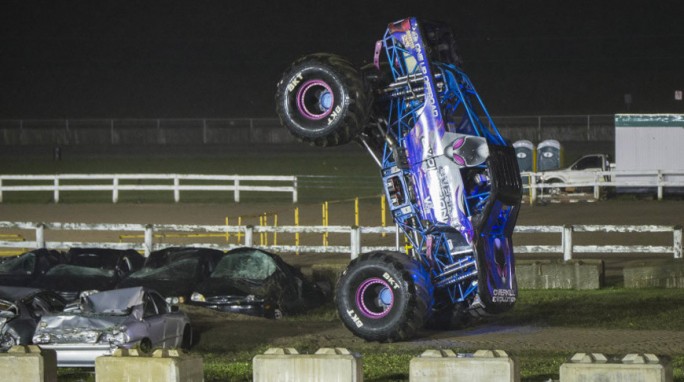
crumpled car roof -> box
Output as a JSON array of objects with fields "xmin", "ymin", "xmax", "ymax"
[
  {"xmin": 0, "ymin": 286, "xmax": 42, "ymax": 302},
  {"xmin": 82, "ymin": 286, "xmax": 144, "ymax": 314}
]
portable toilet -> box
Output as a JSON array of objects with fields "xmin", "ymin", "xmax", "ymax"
[
  {"xmin": 513, "ymin": 140, "xmax": 535, "ymax": 172},
  {"xmin": 537, "ymin": 139, "xmax": 562, "ymax": 171}
]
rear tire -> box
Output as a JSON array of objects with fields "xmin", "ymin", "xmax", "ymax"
[
  {"xmin": 335, "ymin": 251, "xmax": 433, "ymax": 342},
  {"xmin": 181, "ymin": 325, "xmax": 193, "ymax": 350},
  {"xmin": 276, "ymin": 54, "xmax": 370, "ymax": 147}
]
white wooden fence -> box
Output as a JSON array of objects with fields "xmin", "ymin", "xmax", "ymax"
[
  {"xmin": 524, "ymin": 170, "xmax": 684, "ymax": 203},
  {"xmin": 0, "ymin": 221, "xmax": 680, "ymax": 260},
  {"xmin": 0, "ymin": 174, "xmax": 298, "ymax": 203}
]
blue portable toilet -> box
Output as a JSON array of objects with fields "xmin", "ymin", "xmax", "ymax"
[
  {"xmin": 513, "ymin": 140, "xmax": 535, "ymax": 172},
  {"xmin": 537, "ymin": 139, "xmax": 562, "ymax": 171}
]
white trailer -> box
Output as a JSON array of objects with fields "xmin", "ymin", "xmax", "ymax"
[{"xmin": 614, "ymin": 114, "xmax": 684, "ymax": 193}]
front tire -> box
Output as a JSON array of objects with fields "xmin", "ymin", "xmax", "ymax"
[
  {"xmin": 335, "ymin": 251, "xmax": 433, "ymax": 342},
  {"xmin": 275, "ymin": 54, "xmax": 370, "ymax": 147}
]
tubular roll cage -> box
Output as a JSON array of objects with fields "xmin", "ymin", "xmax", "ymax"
[{"xmin": 358, "ymin": 18, "xmax": 515, "ymax": 307}]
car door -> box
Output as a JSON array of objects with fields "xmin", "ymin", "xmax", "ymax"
[
  {"xmin": 149, "ymin": 291, "xmax": 182, "ymax": 347},
  {"xmin": 570, "ymin": 155, "xmax": 604, "ymax": 185},
  {"xmin": 142, "ymin": 292, "xmax": 166, "ymax": 347}
]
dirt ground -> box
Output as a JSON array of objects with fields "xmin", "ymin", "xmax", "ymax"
[{"xmin": 1, "ymin": 199, "xmax": 684, "ymax": 357}]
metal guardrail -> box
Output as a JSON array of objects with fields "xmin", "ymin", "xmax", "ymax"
[
  {"xmin": 0, "ymin": 174, "xmax": 298, "ymax": 203},
  {"xmin": 0, "ymin": 221, "xmax": 680, "ymax": 260}
]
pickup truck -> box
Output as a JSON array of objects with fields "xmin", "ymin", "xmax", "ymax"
[{"xmin": 539, "ymin": 153, "xmax": 613, "ymax": 194}]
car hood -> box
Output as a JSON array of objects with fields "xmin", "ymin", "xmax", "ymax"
[
  {"xmin": 117, "ymin": 278, "xmax": 195, "ymax": 299},
  {"xmin": 34, "ymin": 313, "xmax": 132, "ymax": 343},
  {"xmin": 0, "ymin": 275, "xmax": 34, "ymax": 287},
  {"xmin": 32, "ymin": 274, "xmax": 117, "ymax": 292},
  {"xmin": 195, "ymin": 277, "xmax": 268, "ymax": 298}
]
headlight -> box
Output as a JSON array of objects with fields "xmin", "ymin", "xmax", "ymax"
[
  {"xmin": 84, "ymin": 330, "xmax": 100, "ymax": 343},
  {"xmin": 102, "ymin": 327, "xmax": 129, "ymax": 345},
  {"xmin": 165, "ymin": 296, "xmax": 182, "ymax": 305},
  {"xmin": 190, "ymin": 292, "xmax": 205, "ymax": 302},
  {"xmin": 33, "ymin": 333, "xmax": 51, "ymax": 344},
  {"xmin": 79, "ymin": 290, "xmax": 99, "ymax": 299}
]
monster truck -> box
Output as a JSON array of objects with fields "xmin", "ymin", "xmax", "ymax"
[{"xmin": 275, "ymin": 17, "xmax": 522, "ymax": 342}]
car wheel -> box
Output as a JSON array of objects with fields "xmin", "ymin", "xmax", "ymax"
[
  {"xmin": 546, "ymin": 179, "xmax": 564, "ymax": 196},
  {"xmin": 137, "ymin": 338, "xmax": 153, "ymax": 355},
  {"xmin": 335, "ymin": 251, "xmax": 433, "ymax": 342},
  {"xmin": 0, "ymin": 332, "xmax": 18, "ymax": 352},
  {"xmin": 276, "ymin": 53, "xmax": 370, "ymax": 147},
  {"xmin": 181, "ymin": 325, "xmax": 193, "ymax": 350}
]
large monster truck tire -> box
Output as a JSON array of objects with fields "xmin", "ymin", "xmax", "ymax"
[
  {"xmin": 275, "ymin": 53, "xmax": 370, "ymax": 147},
  {"xmin": 335, "ymin": 251, "xmax": 433, "ymax": 342}
]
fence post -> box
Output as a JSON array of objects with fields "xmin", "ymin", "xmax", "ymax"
[
  {"xmin": 657, "ymin": 170, "xmax": 664, "ymax": 200},
  {"xmin": 173, "ymin": 175, "xmax": 180, "ymax": 203},
  {"xmin": 674, "ymin": 225, "xmax": 682, "ymax": 259},
  {"xmin": 36, "ymin": 223, "xmax": 46, "ymax": 248},
  {"xmin": 563, "ymin": 225, "xmax": 573, "ymax": 262},
  {"xmin": 530, "ymin": 174, "xmax": 537, "ymax": 204},
  {"xmin": 234, "ymin": 178, "xmax": 240, "ymax": 203},
  {"xmin": 351, "ymin": 226, "xmax": 361, "ymax": 259},
  {"xmin": 0, "ymin": 178, "xmax": 3, "ymax": 203},
  {"xmin": 593, "ymin": 173, "xmax": 601, "ymax": 200},
  {"xmin": 245, "ymin": 225, "xmax": 254, "ymax": 246},
  {"xmin": 112, "ymin": 177, "xmax": 119, "ymax": 203},
  {"xmin": 53, "ymin": 177, "xmax": 60, "ymax": 203},
  {"xmin": 537, "ymin": 116, "xmax": 542, "ymax": 142},
  {"xmin": 293, "ymin": 177, "xmax": 298, "ymax": 203},
  {"xmin": 144, "ymin": 225, "xmax": 153, "ymax": 257}
]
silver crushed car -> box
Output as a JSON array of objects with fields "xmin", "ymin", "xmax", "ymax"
[{"xmin": 32, "ymin": 286, "xmax": 192, "ymax": 367}]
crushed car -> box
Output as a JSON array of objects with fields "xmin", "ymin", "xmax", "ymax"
[
  {"xmin": 117, "ymin": 247, "xmax": 225, "ymax": 304},
  {"xmin": 189, "ymin": 247, "xmax": 325, "ymax": 319},
  {"xmin": 0, "ymin": 249, "xmax": 65, "ymax": 287},
  {"xmin": 31, "ymin": 248, "xmax": 144, "ymax": 301},
  {"xmin": 0, "ymin": 286, "xmax": 66, "ymax": 351},
  {"xmin": 32, "ymin": 286, "xmax": 192, "ymax": 367}
]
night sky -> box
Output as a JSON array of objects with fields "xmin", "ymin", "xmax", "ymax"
[{"xmin": 2, "ymin": 1, "xmax": 684, "ymax": 119}]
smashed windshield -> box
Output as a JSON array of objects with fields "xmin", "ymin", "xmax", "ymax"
[
  {"xmin": 45, "ymin": 264, "xmax": 114, "ymax": 278},
  {"xmin": 128, "ymin": 258, "xmax": 199, "ymax": 280},
  {"xmin": 211, "ymin": 250, "xmax": 276, "ymax": 280},
  {"xmin": 0, "ymin": 253, "xmax": 35, "ymax": 275}
]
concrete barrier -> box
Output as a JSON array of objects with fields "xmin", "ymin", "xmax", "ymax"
[
  {"xmin": 560, "ymin": 353, "xmax": 672, "ymax": 382},
  {"xmin": 253, "ymin": 347, "xmax": 362, "ymax": 382},
  {"xmin": 95, "ymin": 348, "xmax": 203, "ymax": 382},
  {"xmin": 624, "ymin": 260, "xmax": 684, "ymax": 288},
  {"xmin": 0, "ymin": 345, "xmax": 57, "ymax": 382},
  {"xmin": 516, "ymin": 260, "xmax": 604, "ymax": 289},
  {"xmin": 409, "ymin": 349, "xmax": 519, "ymax": 382}
]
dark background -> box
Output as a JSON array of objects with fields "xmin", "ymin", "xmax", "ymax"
[{"xmin": 2, "ymin": 0, "xmax": 684, "ymax": 119}]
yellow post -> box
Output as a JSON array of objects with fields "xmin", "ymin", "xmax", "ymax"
[
  {"xmin": 322, "ymin": 201, "xmax": 329, "ymax": 246},
  {"xmin": 354, "ymin": 197, "xmax": 359, "ymax": 226},
  {"xmin": 273, "ymin": 214, "xmax": 278, "ymax": 246},
  {"xmin": 294, "ymin": 207, "xmax": 300, "ymax": 255},
  {"xmin": 259, "ymin": 215, "xmax": 264, "ymax": 245},
  {"xmin": 237, "ymin": 216, "xmax": 243, "ymax": 244},
  {"xmin": 225, "ymin": 217, "xmax": 230, "ymax": 243},
  {"xmin": 381, "ymin": 194, "xmax": 387, "ymax": 237},
  {"xmin": 263, "ymin": 212, "xmax": 268, "ymax": 246}
]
